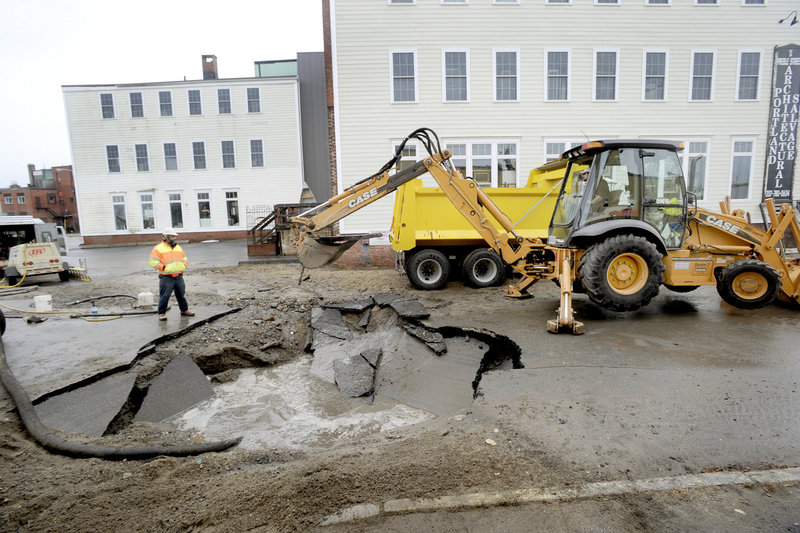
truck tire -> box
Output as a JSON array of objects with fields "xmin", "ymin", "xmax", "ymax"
[
  {"xmin": 406, "ymin": 249, "xmax": 450, "ymax": 290},
  {"xmin": 715, "ymin": 259, "xmax": 780, "ymax": 309},
  {"xmin": 5, "ymin": 275, "xmax": 18, "ymax": 287},
  {"xmin": 0, "ymin": 309, "xmax": 5, "ymax": 336},
  {"xmin": 579, "ymin": 234, "xmax": 664, "ymax": 312},
  {"xmin": 462, "ymin": 249, "xmax": 505, "ymax": 288},
  {"xmin": 58, "ymin": 270, "xmax": 70, "ymax": 282}
]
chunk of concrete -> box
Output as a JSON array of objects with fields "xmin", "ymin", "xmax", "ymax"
[
  {"xmin": 357, "ymin": 308, "xmax": 372, "ymax": 330},
  {"xmin": 34, "ymin": 373, "xmax": 137, "ymax": 437},
  {"xmin": 133, "ymin": 352, "xmax": 214, "ymax": 423},
  {"xmin": 310, "ymin": 307, "xmax": 352, "ymax": 341},
  {"xmin": 334, "ymin": 355, "xmax": 376, "ymax": 398},
  {"xmin": 360, "ymin": 348, "xmax": 382, "ymax": 368},
  {"xmin": 403, "ymin": 324, "xmax": 447, "ymax": 355},
  {"xmin": 389, "ymin": 298, "xmax": 430, "ymax": 319},
  {"xmin": 324, "ymin": 298, "xmax": 374, "ymax": 314},
  {"xmin": 372, "ymin": 293, "xmax": 405, "ymax": 307},
  {"xmin": 311, "ymin": 329, "xmax": 405, "ymax": 384}
]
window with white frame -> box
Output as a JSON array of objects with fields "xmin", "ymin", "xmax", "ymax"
[
  {"xmin": 594, "ymin": 50, "xmax": 618, "ymax": 101},
  {"xmin": 192, "ymin": 142, "xmax": 206, "ymax": 169},
  {"xmin": 392, "ymin": 142, "xmax": 418, "ymax": 172},
  {"xmin": 129, "ymin": 92, "xmax": 144, "ymax": 118},
  {"xmin": 546, "ymin": 0, "xmax": 571, "ymax": 4},
  {"xmin": 197, "ymin": 192, "xmax": 211, "ymax": 227},
  {"xmin": 112, "ymin": 194, "xmax": 127, "ymax": 230},
  {"xmin": 494, "ymin": 50, "xmax": 519, "ymax": 101},
  {"xmin": 391, "ymin": 51, "xmax": 417, "ymax": 103},
  {"xmin": 595, "ymin": 0, "xmax": 619, "ymax": 4},
  {"xmin": 159, "ymin": 91, "xmax": 173, "ymax": 116},
  {"xmin": 737, "ymin": 51, "xmax": 760, "ymax": 100},
  {"xmin": 695, "ymin": 0, "xmax": 717, "ymax": 4},
  {"xmin": 101, "ymin": 93, "xmax": 114, "ymax": 119},
  {"xmin": 544, "ymin": 139, "xmax": 583, "ymax": 161},
  {"xmin": 163, "ymin": 143, "xmax": 178, "ymax": 171},
  {"xmin": 743, "ymin": 0, "xmax": 764, "ymax": 4},
  {"xmin": 106, "ymin": 145, "xmax": 121, "ymax": 173},
  {"xmin": 494, "ymin": 0, "xmax": 519, "ymax": 3},
  {"xmin": 135, "ymin": 144, "xmax": 149, "ymax": 172},
  {"xmin": 445, "ymin": 141, "xmax": 520, "ymax": 187},
  {"xmin": 690, "ymin": 51, "xmax": 714, "ymax": 101},
  {"xmin": 646, "ymin": 0, "xmax": 669, "ymax": 4},
  {"xmin": 442, "ymin": 0, "xmax": 466, "ymax": 3},
  {"xmin": 3, "ymin": 196, "xmax": 11, "ymax": 205},
  {"xmin": 247, "ymin": 88, "xmax": 261, "ymax": 113},
  {"xmin": 188, "ymin": 89, "xmax": 202, "ymax": 115},
  {"xmin": 168, "ymin": 192, "xmax": 184, "ymax": 228},
  {"xmin": 389, "ymin": 0, "xmax": 414, "ymax": 3},
  {"xmin": 250, "ymin": 139, "xmax": 264, "ymax": 167},
  {"xmin": 225, "ymin": 191, "xmax": 240, "ymax": 226},
  {"xmin": 443, "ymin": 50, "xmax": 469, "ymax": 102},
  {"xmin": 643, "ymin": 51, "xmax": 668, "ymax": 101},
  {"xmin": 683, "ymin": 140, "xmax": 710, "ymax": 200},
  {"xmin": 221, "ymin": 140, "xmax": 236, "ymax": 168},
  {"xmin": 730, "ymin": 139, "xmax": 754, "ymax": 200},
  {"xmin": 546, "ymin": 50, "xmax": 570, "ymax": 101},
  {"xmin": 218, "ymin": 88, "xmax": 231, "ymax": 114},
  {"xmin": 16, "ymin": 194, "xmax": 26, "ymax": 205},
  {"xmin": 139, "ymin": 193, "xmax": 155, "ymax": 230}
]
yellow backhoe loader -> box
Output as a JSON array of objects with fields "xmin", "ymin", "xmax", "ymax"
[{"xmin": 291, "ymin": 128, "xmax": 800, "ymax": 333}]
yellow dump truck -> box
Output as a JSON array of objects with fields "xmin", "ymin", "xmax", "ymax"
[{"xmin": 389, "ymin": 159, "xmax": 567, "ymax": 289}]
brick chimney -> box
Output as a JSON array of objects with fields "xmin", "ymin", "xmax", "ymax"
[{"xmin": 202, "ymin": 55, "xmax": 218, "ymax": 80}]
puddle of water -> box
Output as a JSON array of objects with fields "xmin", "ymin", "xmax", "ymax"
[{"xmin": 170, "ymin": 355, "xmax": 435, "ymax": 450}]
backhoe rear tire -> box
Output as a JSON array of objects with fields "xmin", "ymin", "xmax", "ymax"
[
  {"xmin": 406, "ymin": 249, "xmax": 450, "ymax": 290},
  {"xmin": 715, "ymin": 259, "xmax": 780, "ymax": 309},
  {"xmin": 462, "ymin": 249, "xmax": 505, "ymax": 288},
  {"xmin": 579, "ymin": 234, "xmax": 664, "ymax": 312}
]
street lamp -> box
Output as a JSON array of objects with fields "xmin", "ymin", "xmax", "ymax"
[{"xmin": 779, "ymin": 11, "xmax": 798, "ymax": 26}]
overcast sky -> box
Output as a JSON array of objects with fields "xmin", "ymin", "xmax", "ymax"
[{"xmin": 0, "ymin": 0, "xmax": 324, "ymax": 188}]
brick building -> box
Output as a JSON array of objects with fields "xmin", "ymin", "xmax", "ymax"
[{"xmin": 0, "ymin": 165, "xmax": 79, "ymax": 232}]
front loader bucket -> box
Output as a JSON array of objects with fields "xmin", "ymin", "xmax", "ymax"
[{"xmin": 296, "ymin": 233, "xmax": 381, "ymax": 269}]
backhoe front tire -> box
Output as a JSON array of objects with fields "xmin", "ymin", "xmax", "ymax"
[
  {"xmin": 715, "ymin": 259, "xmax": 780, "ymax": 309},
  {"xmin": 406, "ymin": 249, "xmax": 450, "ymax": 290},
  {"xmin": 579, "ymin": 234, "xmax": 664, "ymax": 312},
  {"xmin": 462, "ymin": 249, "xmax": 505, "ymax": 288}
]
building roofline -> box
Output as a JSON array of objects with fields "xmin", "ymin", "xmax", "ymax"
[{"xmin": 61, "ymin": 76, "xmax": 297, "ymax": 90}]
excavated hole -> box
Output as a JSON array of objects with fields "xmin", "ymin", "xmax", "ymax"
[{"xmin": 84, "ymin": 296, "xmax": 524, "ymax": 446}]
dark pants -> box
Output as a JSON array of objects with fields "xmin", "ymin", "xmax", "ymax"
[{"xmin": 158, "ymin": 274, "xmax": 188, "ymax": 314}]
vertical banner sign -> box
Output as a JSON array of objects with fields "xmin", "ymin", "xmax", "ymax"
[{"xmin": 765, "ymin": 44, "xmax": 800, "ymax": 202}]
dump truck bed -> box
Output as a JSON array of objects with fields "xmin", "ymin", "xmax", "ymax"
[{"xmin": 389, "ymin": 159, "xmax": 568, "ymax": 251}]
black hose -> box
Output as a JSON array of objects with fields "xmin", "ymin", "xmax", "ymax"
[
  {"xmin": 66, "ymin": 294, "xmax": 137, "ymax": 306},
  {"xmin": 0, "ymin": 338, "xmax": 242, "ymax": 460}
]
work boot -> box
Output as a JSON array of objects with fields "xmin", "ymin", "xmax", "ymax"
[
  {"xmin": 181, "ymin": 310, "xmax": 195, "ymax": 317},
  {"xmin": 158, "ymin": 314, "xmax": 167, "ymax": 321}
]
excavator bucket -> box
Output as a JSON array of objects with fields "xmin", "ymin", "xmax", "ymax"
[{"xmin": 295, "ymin": 232, "xmax": 381, "ymax": 269}]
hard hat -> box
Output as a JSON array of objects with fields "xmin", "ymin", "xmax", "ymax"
[{"xmin": 162, "ymin": 227, "xmax": 178, "ymax": 237}]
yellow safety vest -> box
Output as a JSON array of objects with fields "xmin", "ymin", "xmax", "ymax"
[{"xmin": 149, "ymin": 241, "xmax": 188, "ymax": 276}]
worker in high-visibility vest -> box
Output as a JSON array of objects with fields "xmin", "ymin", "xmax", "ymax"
[{"xmin": 149, "ymin": 228, "xmax": 195, "ymax": 321}]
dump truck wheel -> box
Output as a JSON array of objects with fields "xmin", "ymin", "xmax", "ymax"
[
  {"xmin": 406, "ymin": 249, "xmax": 450, "ymax": 290},
  {"xmin": 463, "ymin": 249, "xmax": 505, "ymax": 288},
  {"xmin": 579, "ymin": 234, "xmax": 664, "ymax": 312},
  {"xmin": 663, "ymin": 284, "xmax": 699, "ymax": 293},
  {"xmin": 716, "ymin": 259, "xmax": 780, "ymax": 309}
]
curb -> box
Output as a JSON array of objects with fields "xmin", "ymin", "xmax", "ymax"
[{"xmin": 320, "ymin": 467, "xmax": 800, "ymax": 526}]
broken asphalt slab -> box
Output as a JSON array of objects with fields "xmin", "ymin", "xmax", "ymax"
[
  {"xmin": 333, "ymin": 351, "xmax": 379, "ymax": 398},
  {"xmin": 33, "ymin": 373, "xmax": 137, "ymax": 437},
  {"xmin": 133, "ymin": 352, "xmax": 214, "ymax": 423}
]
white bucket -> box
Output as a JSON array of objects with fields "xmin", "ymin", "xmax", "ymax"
[
  {"xmin": 34, "ymin": 295, "xmax": 52, "ymax": 312},
  {"xmin": 138, "ymin": 290, "xmax": 155, "ymax": 307}
]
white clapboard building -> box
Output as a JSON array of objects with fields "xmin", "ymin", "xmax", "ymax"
[
  {"xmin": 63, "ymin": 56, "xmax": 306, "ymax": 245},
  {"xmin": 326, "ymin": 0, "xmax": 797, "ymax": 235}
]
